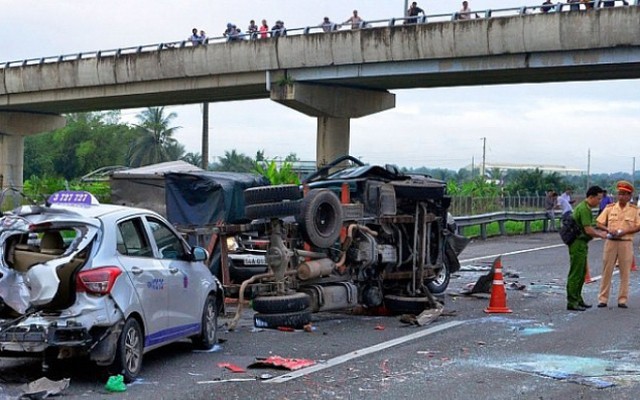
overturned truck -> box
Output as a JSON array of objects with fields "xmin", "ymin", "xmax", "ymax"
[{"xmin": 219, "ymin": 156, "xmax": 469, "ymax": 329}]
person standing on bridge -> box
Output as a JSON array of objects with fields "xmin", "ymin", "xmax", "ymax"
[
  {"xmin": 458, "ymin": 1, "xmax": 480, "ymax": 20},
  {"xmin": 596, "ymin": 181, "xmax": 640, "ymax": 309},
  {"xmin": 259, "ymin": 19, "xmax": 270, "ymax": 39},
  {"xmin": 320, "ymin": 17, "xmax": 338, "ymax": 32},
  {"xmin": 566, "ymin": 186, "xmax": 607, "ymax": 311},
  {"xmin": 344, "ymin": 10, "xmax": 364, "ymax": 29},
  {"xmin": 406, "ymin": 2, "xmax": 426, "ymax": 24},
  {"xmin": 248, "ymin": 20, "xmax": 259, "ymax": 40}
]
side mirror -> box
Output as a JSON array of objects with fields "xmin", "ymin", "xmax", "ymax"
[{"xmin": 191, "ymin": 246, "xmax": 208, "ymax": 262}]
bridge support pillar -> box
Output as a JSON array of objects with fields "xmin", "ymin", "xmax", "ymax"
[
  {"xmin": 0, "ymin": 112, "xmax": 66, "ymax": 190},
  {"xmin": 271, "ymin": 83, "xmax": 395, "ymax": 167}
]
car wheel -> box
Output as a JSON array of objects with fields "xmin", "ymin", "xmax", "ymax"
[
  {"xmin": 192, "ymin": 295, "xmax": 218, "ymax": 350},
  {"xmin": 244, "ymin": 185, "xmax": 301, "ymax": 205},
  {"xmin": 297, "ymin": 189, "xmax": 343, "ymax": 248},
  {"xmin": 426, "ymin": 264, "xmax": 450, "ymax": 294},
  {"xmin": 111, "ymin": 318, "xmax": 143, "ymax": 383},
  {"xmin": 245, "ymin": 200, "xmax": 301, "ymax": 220},
  {"xmin": 384, "ymin": 295, "xmax": 431, "ymax": 315},
  {"xmin": 252, "ymin": 292, "xmax": 311, "ymax": 314},
  {"xmin": 253, "ymin": 309, "xmax": 312, "ymax": 329}
]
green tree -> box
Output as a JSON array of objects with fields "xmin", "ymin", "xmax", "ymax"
[
  {"xmin": 181, "ymin": 152, "xmax": 203, "ymax": 167},
  {"xmin": 127, "ymin": 107, "xmax": 183, "ymax": 167},
  {"xmin": 24, "ymin": 112, "xmax": 136, "ymax": 180},
  {"xmin": 211, "ymin": 150, "xmax": 255, "ymax": 172}
]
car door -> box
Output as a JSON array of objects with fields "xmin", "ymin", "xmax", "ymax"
[
  {"xmin": 116, "ymin": 217, "xmax": 170, "ymax": 347},
  {"xmin": 144, "ymin": 216, "xmax": 201, "ymax": 338}
]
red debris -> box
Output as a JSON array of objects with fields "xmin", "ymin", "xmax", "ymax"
[
  {"xmin": 248, "ymin": 356, "xmax": 315, "ymax": 371},
  {"xmin": 217, "ymin": 363, "xmax": 246, "ymax": 373},
  {"xmin": 374, "ymin": 325, "xmax": 385, "ymax": 331},
  {"xmin": 277, "ymin": 326, "xmax": 295, "ymax": 332}
]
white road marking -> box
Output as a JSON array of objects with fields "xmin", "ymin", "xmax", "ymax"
[
  {"xmin": 460, "ymin": 244, "xmax": 566, "ymax": 263},
  {"xmin": 265, "ymin": 320, "xmax": 465, "ymax": 384},
  {"xmin": 459, "ymin": 242, "xmax": 622, "ymax": 283}
]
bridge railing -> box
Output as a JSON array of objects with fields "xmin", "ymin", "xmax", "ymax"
[{"xmin": 1, "ymin": 1, "xmax": 638, "ymax": 69}]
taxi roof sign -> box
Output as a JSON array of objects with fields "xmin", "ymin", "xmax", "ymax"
[{"xmin": 48, "ymin": 191, "xmax": 99, "ymax": 206}]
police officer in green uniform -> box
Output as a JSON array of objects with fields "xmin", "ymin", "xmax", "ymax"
[{"xmin": 567, "ymin": 186, "xmax": 608, "ymax": 311}]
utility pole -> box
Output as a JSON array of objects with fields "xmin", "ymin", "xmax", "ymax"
[
  {"xmin": 480, "ymin": 137, "xmax": 486, "ymax": 178},
  {"xmin": 404, "ymin": 0, "xmax": 409, "ymax": 16},
  {"xmin": 201, "ymin": 102, "xmax": 209, "ymax": 170},
  {"xmin": 471, "ymin": 156, "xmax": 475, "ymax": 178},
  {"xmin": 586, "ymin": 148, "xmax": 591, "ymax": 191}
]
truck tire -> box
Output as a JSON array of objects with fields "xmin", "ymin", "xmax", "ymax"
[
  {"xmin": 252, "ymin": 293, "xmax": 311, "ymax": 314},
  {"xmin": 426, "ymin": 264, "xmax": 450, "ymax": 294},
  {"xmin": 244, "ymin": 185, "xmax": 301, "ymax": 206},
  {"xmin": 245, "ymin": 200, "xmax": 301, "ymax": 220},
  {"xmin": 384, "ymin": 295, "xmax": 431, "ymax": 315},
  {"xmin": 253, "ymin": 309, "xmax": 312, "ymax": 329},
  {"xmin": 297, "ymin": 189, "xmax": 343, "ymax": 248}
]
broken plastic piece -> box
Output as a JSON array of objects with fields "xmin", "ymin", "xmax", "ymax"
[
  {"xmin": 217, "ymin": 362, "xmax": 246, "ymax": 373},
  {"xmin": 248, "ymin": 356, "xmax": 315, "ymax": 371},
  {"xmin": 20, "ymin": 377, "xmax": 70, "ymax": 398}
]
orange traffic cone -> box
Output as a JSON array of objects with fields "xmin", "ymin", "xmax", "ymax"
[
  {"xmin": 584, "ymin": 262, "xmax": 593, "ymax": 284},
  {"xmin": 484, "ymin": 256, "xmax": 513, "ymax": 314},
  {"xmin": 631, "ymin": 257, "xmax": 638, "ymax": 272}
]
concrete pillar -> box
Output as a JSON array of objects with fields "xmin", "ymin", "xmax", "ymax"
[
  {"xmin": 0, "ymin": 112, "xmax": 66, "ymax": 189},
  {"xmin": 271, "ymin": 83, "xmax": 395, "ymax": 167},
  {"xmin": 317, "ymin": 117, "xmax": 350, "ymax": 167}
]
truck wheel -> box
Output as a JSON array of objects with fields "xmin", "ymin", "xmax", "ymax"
[
  {"xmin": 253, "ymin": 309, "xmax": 312, "ymax": 329},
  {"xmin": 110, "ymin": 318, "xmax": 143, "ymax": 383},
  {"xmin": 252, "ymin": 293, "xmax": 311, "ymax": 314},
  {"xmin": 426, "ymin": 264, "xmax": 450, "ymax": 294},
  {"xmin": 297, "ymin": 189, "xmax": 343, "ymax": 248},
  {"xmin": 384, "ymin": 295, "xmax": 431, "ymax": 315},
  {"xmin": 245, "ymin": 200, "xmax": 301, "ymax": 220},
  {"xmin": 244, "ymin": 185, "xmax": 301, "ymax": 205},
  {"xmin": 191, "ymin": 295, "xmax": 218, "ymax": 350}
]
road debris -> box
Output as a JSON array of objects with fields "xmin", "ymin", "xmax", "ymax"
[
  {"xmin": 248, "ymin": 356, "xmax": 315, "ymax": 371},
  {"xmin": 20, "ymin": 377, "xmax": 70, "ymax": 398},
  {"xmin": 104, "ymin": 375, "xmax": 126, "ymax": 393},
  {"xmin": 217, "ymin": 363, "xmax": 246, "ymax": 373}
]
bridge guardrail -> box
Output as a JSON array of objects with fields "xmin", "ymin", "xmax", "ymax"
[{"xmin": 1, "ymin": 1, "xmax": 637, "ymax": 69}]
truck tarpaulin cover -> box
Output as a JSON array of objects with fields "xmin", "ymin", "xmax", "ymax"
[{"xmin": 164, "ymin": 171, "xmax": 269, "ymax": 226}]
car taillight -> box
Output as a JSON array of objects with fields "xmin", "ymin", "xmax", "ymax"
[{"xmin": 76, "ymin": 266, "xmax": 122, "ymax": 295}]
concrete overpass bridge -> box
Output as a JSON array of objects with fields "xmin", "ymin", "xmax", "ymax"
[{"xmin": 1, "ymin": 4, "xmax": 640, "ymax": 188}]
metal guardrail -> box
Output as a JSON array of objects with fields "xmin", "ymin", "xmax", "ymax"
[
  {"xmin": 455, "ymin": 210, "xmax": 555, "ymax": 239},
  {"xmin": 1, "ymin": 1, "xmax": 637, "ymax": 69},
  {"xmin": 455, "ymin": 208, "xmax": 598, "ymax": 239}
]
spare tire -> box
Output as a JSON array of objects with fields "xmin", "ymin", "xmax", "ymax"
[
  {"xmin": 384, "ymin": 295, "xmax": 432, "ymax": 315},
  {"xmin": 244, "ymin": 185, "xmax": 301, "ymax": 206},
  {"xmin": 245, "ymin": 200, "xmax": 301, "ymax": 220},
  {"xmin": 253, "ymin": 309, "xmax": 312, "ymax": 329},
  {"xmin": 252, "ymin": 292, "xmax": 311, "ymax": 314},
  {"xmin": 297, "ymin": 189, "xmax": 343, "ymax": 248}
]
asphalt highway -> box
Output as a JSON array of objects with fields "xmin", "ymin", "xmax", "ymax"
[{"xmin": 2, "ymin": 232, "xmax": 640, "ymax": 399}]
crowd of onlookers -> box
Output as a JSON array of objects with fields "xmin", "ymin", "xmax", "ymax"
[{"xmin": 186, "ymin": 0, "xmax": 632, "ymax": 45}]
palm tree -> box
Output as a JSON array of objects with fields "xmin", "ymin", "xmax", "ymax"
[
  {"xmin": 211, "ymin": 150, "xmax": 255, "ymax": 172},
  {"xmin": 127, "ymin": 107, "xmax": 182, "ymax": 167},
  {"xmin": 182, "ymin": 152, "xmax": 203, "ymax": 167}
]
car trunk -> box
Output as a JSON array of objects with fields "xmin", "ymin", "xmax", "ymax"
[{"xmin": 0, "ymin": 218, "xmax": 97, "ymax": 316}]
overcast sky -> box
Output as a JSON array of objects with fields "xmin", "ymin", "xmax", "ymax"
[{"xmin": 2, "ymin": 0, "xmax": 639, "ymax": 174}]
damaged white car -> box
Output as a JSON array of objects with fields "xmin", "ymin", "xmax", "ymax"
[{"xmin": 0, "ymin": 191, "xmax": 223, "ymax": 382}]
